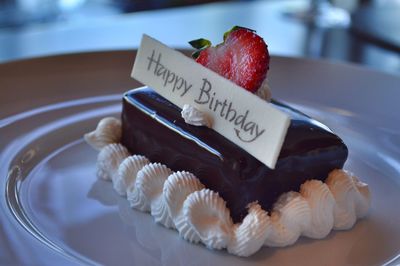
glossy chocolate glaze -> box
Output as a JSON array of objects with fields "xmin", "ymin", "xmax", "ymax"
[{"xmin": 121, "ymin": 87, "xmax": 348, "ymax": 222}]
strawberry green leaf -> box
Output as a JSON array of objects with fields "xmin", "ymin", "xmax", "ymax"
[
  {"xmin": 191, "ymin": 50, "xmax": 202, "ymax": 59},
  {"xmin": 188, "ymin": 38, "xmax": 212, "ymax": 50},
  {"xmin": 223, "ymin": 26, "xmax": 255, "ymax": 41}
]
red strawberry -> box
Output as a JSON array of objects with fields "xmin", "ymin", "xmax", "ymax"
[{"xmin": 189, "ymin": 26, "xmax": 270, "ymax": 93}]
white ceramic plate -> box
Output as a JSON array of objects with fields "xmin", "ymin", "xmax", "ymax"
[{"xmin": 1, "ymin": 51, "xmax": 400, "ymax": 266}]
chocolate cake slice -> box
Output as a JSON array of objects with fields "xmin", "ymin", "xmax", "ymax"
[{"xmin": 121, "ymin": 87, "xmax": 348, "ymax": 222}]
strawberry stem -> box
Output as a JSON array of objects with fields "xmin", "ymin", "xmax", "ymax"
[
  {"xmin": 223, "ymin": 26, "xmax": 255, "ymax": 41},
  {"xmin": 189, "ymin": 38, "xmax": 212, "ymax": 59},
  {"xmin": 189, "ymin": 38, "xmax": 211, "ymax": 49}
]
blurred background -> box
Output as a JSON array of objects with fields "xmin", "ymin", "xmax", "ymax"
[{"xmin": 0, "ymin": 0, "xmax": 399, "ymax": 74}]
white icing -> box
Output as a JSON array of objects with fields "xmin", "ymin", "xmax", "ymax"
[
  {"xmin": 181, "ymin": 104, "xmax": 212, "ymax": 128},
  {"xmin": 84, "ymin": 117, "xmax": 121, "ymax": 150},
  {"xmin": 96, "ymin": 143, "xmax": 129, "ymax": 181},
  {"xmin": 352, "ymin": 177, "xmax": 370, "ymax": 217},
  {"xmin": 163, "ymin": 171, "xmax": 204, "ymax": 242},
  {"xmin": 228, "ymin": 203, "xmax": 270, "ymax": 256},
  {"xmin": 127, "ymin": 183, "xmax": 149, "ymax": 212},
  {"xmin": 265, "ymin": 192, "xmax": 311, "ymax": 247},
  {"xmin": 184, "ymin": 189, "xmax": 233, "ymax": 250},
  {"xmin": 86, "ymin": 118, "xmax": 371, "ymax": 257},
  {"xmin": 151, "ymin": 196, "xmax": 175, "ymax": 229},
  {"xmin": 326, "ymin": 169, "xmax": 371, "ymax": 230},
  {"xmin": 129, "ymin": 163, "xmax": 174, "ymax": 227},
  {"xmin": 255, "ymin": 79, "xmax": 272, "ymax": 101},
  {"xmin": 114, "ymin": 155, "xmax": 150, "ymax": 196},
  {"xmin": 301, "ymin": 180, "xmax": 335, "ymax": 239}
]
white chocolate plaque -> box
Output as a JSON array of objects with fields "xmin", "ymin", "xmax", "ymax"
[{"xmin": 131, "ymin": 34, "xmax": 290, "ymax": 169}]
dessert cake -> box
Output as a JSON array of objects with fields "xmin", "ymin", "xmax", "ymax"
[
  {"xmin": 84, "ymin": 27, "xmax": 370, "ymax": 257},
  {"xmin": 121, "ymin": 87, "xmax": 348, "ymax": 222}
]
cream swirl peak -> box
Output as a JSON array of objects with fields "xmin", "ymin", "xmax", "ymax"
[{"xmin": 181, "ymin": 104, "xmax": 213, "ymax": 128}]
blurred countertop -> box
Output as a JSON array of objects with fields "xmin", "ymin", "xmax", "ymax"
[{"xmin": 0, "ymin": 0, "xmax": 399, "ymax": 75}]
